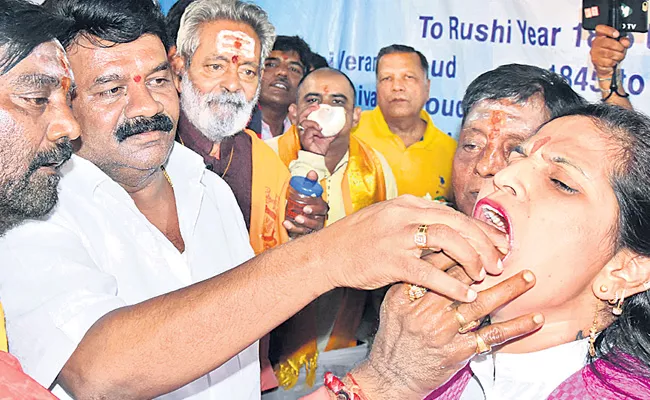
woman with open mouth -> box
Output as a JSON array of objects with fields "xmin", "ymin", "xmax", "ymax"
[{"xmin": 308, "ymin": 103, "xmax": 650, "ymax": 399}]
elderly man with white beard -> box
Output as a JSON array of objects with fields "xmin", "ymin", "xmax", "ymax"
[
  {"xmin": 172, "ymin": 0, "xmax": 327, "ymax": 258},
  {"xmin": 170, "ymin": 0, "xmax": 329, "ymax": 391}
]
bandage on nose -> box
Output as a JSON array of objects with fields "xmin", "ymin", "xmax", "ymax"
[{"xmin": 307, "ymin": 104, "xmax": 346, "ymax": 137}]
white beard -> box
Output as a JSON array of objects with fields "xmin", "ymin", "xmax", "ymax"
[{"xmin": 180, "ymin": 73, "xmax": 259, "ymax": 143}]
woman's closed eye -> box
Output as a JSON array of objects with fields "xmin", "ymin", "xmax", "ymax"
[{"xmin": 551, "ymin": 178, "xmax": 579, "ymax": 194}]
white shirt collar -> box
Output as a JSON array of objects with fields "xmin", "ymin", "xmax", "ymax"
[
  {"xmin": 61, "ymin": 143, "xmax": 205, "ymax": 195},
  {"xmin": 260, "ymin": 117, "xmax": 291, "ymax": 141},
  {"xmin": 464, "ymin": 339, "xmax": 590, "ymax": 400}
]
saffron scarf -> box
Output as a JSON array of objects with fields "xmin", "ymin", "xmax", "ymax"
[
  {"xmin": 274, "ymin": 127, "xmax": 387, "ymax": 389},
  {"xmin": 277, "ymin": 126, "xmax": 386, "ymax": 215}
]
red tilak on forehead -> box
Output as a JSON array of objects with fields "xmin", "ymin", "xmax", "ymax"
[
  {"xmin": 59, "ymin": 58, "xmax": 70, "ymax": 76},
  {"xmin": 61, "ymin": 76, "xmax": 71, "ymax": 93},
  {"xmin": 232, "ymin": 55, "xmax": 239, "ymax": 63},
  {"xmin": 133, "ymin": 75, "xmax": 142, "ymax": 83},
  {"xmin": 531, "ymin": 136, "xmax": 551, "ymax": 154},
  {"xmin": 234, "ymin": 40, "xmax": 242, "ymax": 49}
]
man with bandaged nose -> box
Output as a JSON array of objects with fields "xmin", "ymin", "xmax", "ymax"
[{"xmin": 265, "ymin": 67, "xmax": 398, "ymax": 398}]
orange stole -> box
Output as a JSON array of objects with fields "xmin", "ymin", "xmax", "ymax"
[
  {"xmin": 246, "ymin": 129, "xmax": 291, "ymax": 255},
  {"xmin": 274, "ymin": 127, "xmax": 386, "ymax": 389},
  {"xmin": 246, "ymin": 130, "xmax": 292, "ymax": 392}
]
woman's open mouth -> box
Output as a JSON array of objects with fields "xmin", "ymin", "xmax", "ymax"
[{"xmin": 473, "ymin": 198, "xmax": 513, "ymax": 257}]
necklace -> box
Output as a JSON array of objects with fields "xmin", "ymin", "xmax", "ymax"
[
  {"xmin": 221, "ymin": 146, "xmax": 235, "ymax": 178},
  {"xmin": 162, "ymin": 166, "xmax": 173, "ymax": 188}
]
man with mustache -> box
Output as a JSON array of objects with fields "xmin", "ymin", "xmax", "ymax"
[
  {"xmin": 1, "ymin": 0, "xmax": 260, "ymax": 398},
  {"xmin": 0, "ymin": 1, "xmax": 518, "ymax": 399},
  {"xmin": 165, "ymin": 0, "xmax": 266, "ymax": 136},
  {"xmin": 352, "ymin": 44, "xmax": 457, "ymax": 201},
  {"xmin": 0, "ymin": 0, "xmax": 79, "ymax": 397},
  {"xmin": 171, "ymin": 1, "xmax": 328, "ymax": 389},
  {"xmin": 172, "ymin": 0, "xmax": 327, "ymax": 255},
  {"xmin": 258, "ymin": 35, "xmax": 312, "ymax": 140}
]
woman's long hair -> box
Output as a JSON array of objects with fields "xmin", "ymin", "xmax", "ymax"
[{"xmin": 558, "ymin": 104, "xmax": 650, "ymax": 398}]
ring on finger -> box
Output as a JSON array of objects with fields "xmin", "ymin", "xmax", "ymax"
[
  {"xmin": 407, "ymin": 284, "xmax": 428, "ymax": 302},
  {"xmin": 298, "ymin": 125, "xmax": 305, "ymax": 132},
  {"xmin": 414, "ymin": 224, "xmax": 428, "ymax": 249},
  {"xmin": 455, "ymin": 310, "xmax": 480, "ymax": 334},
  {"xmin": 475, "ymin": 333, "xmax": 492, "ymax": 355}
]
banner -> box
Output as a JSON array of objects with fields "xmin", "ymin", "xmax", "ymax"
[{"xmin": 161, "ymin": 0, "xmax": 649, "ymax": 138}]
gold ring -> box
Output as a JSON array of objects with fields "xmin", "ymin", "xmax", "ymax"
[
  {"xmin": 407, "ymin": 284, "xmax": 428, "ymax": 302},
  {"xmin": 414, "ymin": 224, "xmax": 428, "ymax": 248},
  {"xmin": 475, "ymin": 333, "xmax": 491, "ymax": 355},
  {"xmin": 455, "ymin": 310, "xmax": 480, "ymax": 334}
]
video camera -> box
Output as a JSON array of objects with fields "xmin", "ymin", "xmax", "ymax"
[{"xmin": 582, "ymin": 0, "xmax": 648, "ymax": 32}]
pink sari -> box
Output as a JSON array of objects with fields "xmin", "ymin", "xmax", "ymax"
[{"xmin": 426, "ymin": 357, "xmax": 650, "ymax": 400}]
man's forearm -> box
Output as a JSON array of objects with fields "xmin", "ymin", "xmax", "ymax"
[{"xmin": 60, "ymin": 236, "xmax": 331, "ymax": 399}]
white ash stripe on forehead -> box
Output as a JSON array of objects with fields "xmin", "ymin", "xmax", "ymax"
[{"xmin": 215, "ymin": 30, "xmax": 256, "ymax": 59}]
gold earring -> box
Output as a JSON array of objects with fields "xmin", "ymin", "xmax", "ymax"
[
  {"xmin": 588, "ymin": 302, "xmax": 599, "ymax": 357},
  {"xmin": 599, "ymin": 285, "xmax": 609, "ymax": 293},
  {"xmin": 613, "ymin": 289, "xmax": 626, "ymax": 316}
]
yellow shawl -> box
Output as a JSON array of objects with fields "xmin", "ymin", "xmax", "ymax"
[
  {"xmin": 246, "ymin": 129, "xmax": 291, "ymax": 255},
  {"xmin": 277, "ymin": 126, "xmax": 386, "ymax": 215},
  {"xmin": 0, "ymin": 303, "xmax": 7, "ymax": 352},
  {"xmin": 274, "ymin": 126, "xmax": 386, "ymax": 389}
]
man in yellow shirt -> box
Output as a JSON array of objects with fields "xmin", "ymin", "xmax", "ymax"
[{"xmin": 353, "ymin": 44, "xmax": 456, "ymax": 201}]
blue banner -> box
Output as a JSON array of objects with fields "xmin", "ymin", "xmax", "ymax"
[{"xmin": 161, "ymin": 0, "xmax": 649, "ymax": 137}]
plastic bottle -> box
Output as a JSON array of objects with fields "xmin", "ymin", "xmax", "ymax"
[{"xmin": 285, "ymin": 176, "xmax": 324, "ymax": 223}]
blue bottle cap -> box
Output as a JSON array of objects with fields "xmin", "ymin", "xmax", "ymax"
[{"xmin": 290, "ymin": 176, "xmax": 324, "ymax": 197}]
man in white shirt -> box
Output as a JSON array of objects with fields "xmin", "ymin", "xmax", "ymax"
[
  {"xmin": 1, "ymin": 0, "xmax": 260, "ymax": 398},
  {"xmin": 0, "ymin": 1, "xmax": 516, "ymax": 399}
]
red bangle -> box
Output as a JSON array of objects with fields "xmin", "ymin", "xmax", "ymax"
[{"xmin": 324, "ymin": 372, "xmax": 368, "ymax": 400}]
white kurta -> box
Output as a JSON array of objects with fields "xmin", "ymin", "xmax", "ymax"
[
  {"xmin": 461, "ymin": 339, "xmax": 590, "ymax": 399},
  {"xmin": 0, "ymin": 144, "xmax": 260, "ymax": 399}
]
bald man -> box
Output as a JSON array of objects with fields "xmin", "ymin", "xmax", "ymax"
[{"xmin": 267, "ymin": 68, "xmax": 397, "ymax": 397}]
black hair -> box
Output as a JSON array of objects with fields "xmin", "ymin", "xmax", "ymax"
[
  {"xmin": 298, "ymin": 67, "xmax": 356, "ymax": 104},
  {"xmin": 308, "ymin": 52, "xmax": 329, "ymax": 71},
  {"xmin": 462, "ymin": 64, "xmax": 586, "ymax": 126},
  {"xmin": 376, "ymin": 44, "xmax": 429, "ymax": 79},
  {"xmin": 554, "ymin": 104, "xmax": 650, "ymax": 398},
  {"xmin": 165, "ymin": 0, "xmax": 196, "ymax": 49},
  {"xmin": 272, "ymin": 35, "xmax": 311, "ymax": 74},
  {"xmin": 42, "ymin": 0, "xmax": 170, "ymax": 51},
  {"xmin": 0, "ymin": 0, "xmax": 73, "ymax": 75}
]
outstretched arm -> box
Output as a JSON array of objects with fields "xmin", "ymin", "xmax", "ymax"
[{"xmin": 60, "ymin": 196, "xmax": 508, "ymax": 400}]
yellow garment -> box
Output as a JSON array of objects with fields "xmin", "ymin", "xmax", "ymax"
[
  {"xmin": 271, "ymin": 127, "xmax": 397, "ymax": 390},
  {"xmin": 0, "ymin": 302, "xmax": 7, "ymax": 352},
  {"xmin": 352, "ymin": 107, "xmax": 457, "ymax": 199},
  {"xmin": 271, "ymin": 126, "xmax": 398, "ymax": 224},
  {"xmin": 245, "ymin": 129, "xmax": 291, "ymax": 255}
]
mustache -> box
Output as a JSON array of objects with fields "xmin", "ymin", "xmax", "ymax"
[
  {"xmin": 28, "ymin": 138, "xmax": 73, "ymax": 173},
  {"xmin": 114, "ymin": 113, "xmax": 174, "ymax": 143},
  {"xmin": 205, "ymin": 91, "xmax": 247, "ymax": 110}
]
